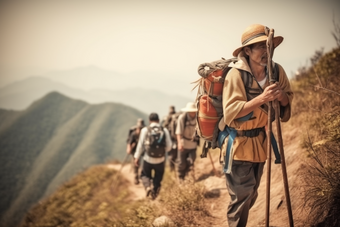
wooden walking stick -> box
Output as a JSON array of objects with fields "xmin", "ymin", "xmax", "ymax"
[
  {"xmin": 119, "ymin": 153, "xmax": 130, "ymax": 173},
  {"xmin": 265, "ymin": 28, "xmax": 294, "ymax": 227},
  {"xmin": 208, "ymin": 150, "xmax": 219, "ymax": 176}
]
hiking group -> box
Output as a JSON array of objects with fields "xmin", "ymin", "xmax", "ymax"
[
  {"xmin": 126, "ymin": 102, "xmax": 199, "ymax": 200},
  {"xmin": 126, "ymin": 23, "xmax": 293, "ymax": 227}
]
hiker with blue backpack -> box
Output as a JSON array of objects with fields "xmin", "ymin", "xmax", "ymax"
[
  {"xmin": 134, "ymin": 113, "xmax": 172, "ymax": 200},
  {"xmin": 217, "ymin": 24, "xmax": 294, "ymax": 227}
]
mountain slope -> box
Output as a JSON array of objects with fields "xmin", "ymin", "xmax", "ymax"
[{"xmin": 0, "ymin": 91, "xmax": 148, "ymax": 227}]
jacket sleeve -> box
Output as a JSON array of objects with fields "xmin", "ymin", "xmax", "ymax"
[
  {"xmin": 277, "ymin": 63, "xmax": 294, "ymax": 122},
  {"xmin": 134, "ymin": 128, "xmax": 147, "ymax": 159},
  {"xmin": 175, "ymin": 114, "xmax": 185, "ymax": 135},
  {"xmin": 164, "ymin": 128, "xmax": 172, "ymax": 153}
]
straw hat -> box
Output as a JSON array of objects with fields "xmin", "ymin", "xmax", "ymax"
[
  {"xmin": 181, "ymin": 102, "xmax": 198, "ymax": 112},
  {"xmin": 232, "ymin": 24, "xmax": 283, "ymax": 57}
]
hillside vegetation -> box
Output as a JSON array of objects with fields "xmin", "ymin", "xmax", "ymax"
[
  {"xmin": 0, "ymin": 92, "xmax": 148, "ymax": 227},
  {"xmin": 291, "ymin": 47, "xmax": 340, "ymax": 227}
]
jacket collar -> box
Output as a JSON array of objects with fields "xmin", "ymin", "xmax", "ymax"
[{"xmin": 228, "ymin": 50, "xmax": 276, "ymax": 75}]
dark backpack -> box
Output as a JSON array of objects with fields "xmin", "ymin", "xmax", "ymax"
[
  {"xmin": 126, "ymin": 126, "xmax": 137, "ymax": 143},
  {"xmin": 144, "ymin": 126, "xmax": 166, "ymax": 157},
  {"xmin": 168, "ymin": 112, "xmax": 184, "ymax": 141}
]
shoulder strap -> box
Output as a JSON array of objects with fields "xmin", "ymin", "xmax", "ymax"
[
  {"xmin": 239, "ymin": 63, "xmax": 280, "ymax": 98},
  {"xmin": 239, "ymin": 69, "xmax": 253, "ymax": 89}
]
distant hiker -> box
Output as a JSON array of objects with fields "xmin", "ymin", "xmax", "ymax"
[
  {"xmin": 134, "ymin": 113, "xmax": 172, "ymax": 200},
  {"xmin": 126, "ymin": 118, "xmax": 145, "ymax": 184},
  {"xmin": 162, "ymin": 105, "xmax": 178, "ymax": 172},
  {"xmin": 218, "ymin": 24, "xmax": 293, "ymax": 227},
  {"xmin": 176, "ymin": 102, "xmax": 199, "ymax": 182}
]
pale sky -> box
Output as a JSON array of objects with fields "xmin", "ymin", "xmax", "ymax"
[{"xmin": 0, "ymin": 0, "xmax": 339, "ymax": 92}]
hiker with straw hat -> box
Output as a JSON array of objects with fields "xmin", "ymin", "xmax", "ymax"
[
  {"xmin": 175, "ymin": 102, "xmax": 199, "ymax": 182},
  {"xmin": 217, "ymin": 24, "xmax": 294, "ymax": 227}
]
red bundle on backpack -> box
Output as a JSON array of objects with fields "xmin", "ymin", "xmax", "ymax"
[{"xmin": 197, "ymin": 95, "xmax": 220, "ymax": 140}]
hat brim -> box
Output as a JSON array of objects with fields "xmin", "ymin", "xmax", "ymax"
[
  {"xmin": 181, "ymin": 107, "xmax": 197, "ymax": 112},
  {"xmin": 233, "ymin": 36, "xmax": 283, "ymax": 57}
]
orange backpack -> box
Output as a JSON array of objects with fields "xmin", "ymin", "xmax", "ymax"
[{"xmin": 193, "ymin": 58, "xmax": 237, "ymax": 154}]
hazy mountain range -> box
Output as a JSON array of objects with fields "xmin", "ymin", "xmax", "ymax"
[
  {"xmin": 0, "ymin": 66, "xmax": 196, "ymax": 118},
  {"xmin": 0, "ymin": 92, "xmax": 148, "ymax": 227}
]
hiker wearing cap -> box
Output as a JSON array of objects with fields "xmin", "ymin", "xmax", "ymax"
[
  {"xmin": 162, "ymin": 106, "xmax": 179, "ymax": 172},
  {"xmin": 126, "ymin": 118, "xmax": 145, "ymax": 184},
  {"xmin": 218, "ymin": 24, "xmax": 294, "ymax": 227},
  {"xmin": 134, "ymin": 113, "xmax": 172, "ymax": 199},
  {"xmin": 176, "ymin": 102, "xmax": 199, "ymax": 181}
]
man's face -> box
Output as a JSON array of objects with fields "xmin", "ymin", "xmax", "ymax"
[
  {"xmin": 188, "ymin": 111, "xmax": 196, "ymax": 118},
  {"xmin": 246, "ymin": 41, "xmax": 268, "ymax": 67}
]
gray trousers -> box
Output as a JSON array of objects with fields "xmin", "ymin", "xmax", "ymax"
[
  {"xmin": 225, "ymin": 160, "xmax": 265, "ymax": 227},
  {"xmin": 177, "ymin": 148, "xmax": 196, "ymax": 180}
]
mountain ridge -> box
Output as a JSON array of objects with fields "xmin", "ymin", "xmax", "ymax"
[
  {"xmin": 0, "ymin": 75, "xmax": 194, "ymax": 117},
  {"xmin": 0, "ymin": 91, "xmax": 148, "ymax": 227}
]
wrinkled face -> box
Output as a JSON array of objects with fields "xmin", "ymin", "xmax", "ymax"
[{"xmin": 245, "ymin": 41, "xmax": 268, "ymax": 67}]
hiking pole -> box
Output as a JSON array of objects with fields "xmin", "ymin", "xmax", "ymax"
[
  {"xmin": 119, "ymin": 153, "xmax": 130, "ymax": 173},
  {"xmin": 265, "ymin": 29, "xmax": 274, "ymax": 227},
  {"xmin": 170, "ymin": 159, "xmax": 178, "ymax": 180},
  {"xmin": 208, "ymin": 150, "xmax": 219, "ymax": 176},
  {"xmin": 274, "ymin": 93, "xmax": 294, "ymax": 227},
  {"xmin": 265, "ymin": 28, "xmax": 294, "ymax": 227}
]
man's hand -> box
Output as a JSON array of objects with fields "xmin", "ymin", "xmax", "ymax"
[
  {"xmin": 178, "ymin": 143, "xmax": 184, "ymax": 152},
  {"xmin": 126, "ymin": 145, "xmax": 131, "ymax": 154},
  {"xmin": 261, "ymin": 83, "xmax": 288, "ymax": 106},
  {"xmin": 177, "ymin": 135, "xmax": 184, "ymax": 152},
  {"xmin": 134, "ymin": 158, "xmax": 139, "ymax": 167}
]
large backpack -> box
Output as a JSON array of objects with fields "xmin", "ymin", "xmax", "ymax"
[
  {"xmin": 168, "ymin": 112, "xmax": 183, "ymax": 141},
  {"xmin": 193, "ymin": 57, "xmax": 279, "ymax": 157},
  {"xmin": 144, "ymin": 126, "xmax": 166, "ymax": 157},
  {"xmin": 126, "ymin": 126, "xmax": 137, "ymax": 143},
  {"xmin": 126, "ymin": 119, "xmax": 145, "ymax": 143}
]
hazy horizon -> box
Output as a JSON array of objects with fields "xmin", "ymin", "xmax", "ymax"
[{"xmin": 1, "ymin": 0, "xmax": 339, "ymax": 95}]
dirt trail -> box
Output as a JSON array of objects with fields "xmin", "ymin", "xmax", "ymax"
[
  {"xmin": 108, "ymin": 124, "xmax": 308, "ymax": 226},
  {"xmin": 107, "ymin": 159, "xmax": 146, "ymax": 201}
]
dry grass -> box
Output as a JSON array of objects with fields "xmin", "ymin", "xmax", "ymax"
[
  {"xmin": 291, "ymin": 47, "xmax": 340, "ymax": 227},
  {"xmin": 158, "ymin": 170, "xmax": 212, "ymax": 226}
]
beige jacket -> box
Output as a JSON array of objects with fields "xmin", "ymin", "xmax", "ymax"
[{"xmin": 218, "ymin": 53, "xmax": 294, "ymax": 163}]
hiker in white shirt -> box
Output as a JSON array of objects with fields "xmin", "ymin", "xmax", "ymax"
[{"xmin": 134, "ymin": 112, "xmax": 172, "ymax": 199}]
